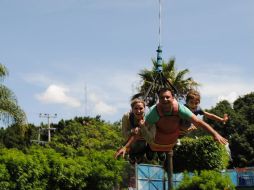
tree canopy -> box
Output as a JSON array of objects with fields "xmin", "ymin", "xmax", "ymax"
[
  {"xmin": 0, "ymin": 64, "xmax": 26, "ymax": 126},
  {"xmin": 138, "ymin": 58, "xmax": 199, "ymax": 105}
]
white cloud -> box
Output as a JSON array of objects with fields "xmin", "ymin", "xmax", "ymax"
[
  {"xmin": 186, "ymin": 61, "xmax": 254, "ymax": 108},
  {"xmin": 76, "ymin": 69, "xmax": 139, "ymax": 116},
  {"xmin": 88, "ymin": 92, "xmax": 117, "ymax": 115},
  {"xmin": 218, "ymin": 92, "xmax": 238, "ymax": 104},
  {"xmin": 36, "ymin": 84, "xmax": 81, "ymax": 107},
  {"xmin": 197, "ymin": 78, "xmax": 252, "ymax": 108}
]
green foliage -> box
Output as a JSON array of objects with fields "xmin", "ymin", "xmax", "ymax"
[
  {"xmin": 85, "ymin": 150, "xmax": 127, "ymax": 190},
  {"xmin": 176, "ymin": 170, "xmax": 235, "ymax": 190},
  {"xmin": 234, "ymin": 92, "xmax": 254, "ymax": 125},
  {"xmin": 51, "ymin": 117, "xmax": 123, "ymax": 154},
  {"xmin": 45, "ymin": 151, "xmax": 91, "ymax": 190},
  {"xmin": 0, "ymin": 148, "xmax": 49, "ymax": 190},
  {"xmin": 138, "ymin": 58, "xmax": 199, "ymax": 106},
  {"xmin": 0, "ymin": 146, "xmax": 92, "ymax": 190},
  {"xmin": 49, "ymin": 117, "xmax": 126, "ymax": 189},
  {"xmin": 211, "ymin": 93, "xmax": 254, "ymax": 167},
  {"xmin": 228, "ymin": 93, "xmax": 254, "ymax": 167},
  {"xmin": 2, "ymin": 124, "xmax": 31, "ymax": 150},
  {"xmin": 173, "ymin": 136, "xmax": 229, "ymax": 173},
  {"xmin": 190, "ymin": 92, "xmax": 254, "ymax": 168},
  {"xmin": 0, "ymin": 64, "xmax": 26, "ymax": 126},
  {"xmin": 0, "ymin": 116, "xmax": 127, "ymax": 190},
  {"xmin": 0, "ymin": 163, "xmax": 11, "ymax": 190},
  {"xmin": 0, "ymin": 146, "xmax": 126, "ymax": 190}
]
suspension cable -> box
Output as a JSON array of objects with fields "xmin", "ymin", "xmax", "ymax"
[{"xmin": 158, "ymin": 0, "xmax": 162, "ymax": 47}]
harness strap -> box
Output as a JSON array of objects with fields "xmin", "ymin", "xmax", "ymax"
[
  {"xmin": 129, "ymin": 112, "xmax": 136, "ymax": 129},
  {"xmin": 129, "ymin": 112, "xmax": 145, "ymax": 141},
  {"xmin": 150, "ymin": 142, "xmax": 176, "ymax": 152}
]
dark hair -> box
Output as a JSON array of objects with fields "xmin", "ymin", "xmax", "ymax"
[
  {"xmin": 157, "ymin": 87, "xmax": 174, "ymax": 97},
  {"xmin": 131, "ymin": 93, "xmax": 144, "ymax": 101}
]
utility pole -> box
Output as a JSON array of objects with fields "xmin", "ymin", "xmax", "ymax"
[{"xmin": 39, "ymin": 113, "xmax": 57, "ymax": 142}]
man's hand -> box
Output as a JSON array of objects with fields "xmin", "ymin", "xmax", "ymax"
[
  {"xmin": 187, "ymin": 124, "xmax": 197, "ymax": 132},
  {"xmin": 223, "ymin": 114, "xmax": 229, "ymax": 124},
  {"xmin": 213, "ymin": 133, "xmax": 228, "ymax": 145}
]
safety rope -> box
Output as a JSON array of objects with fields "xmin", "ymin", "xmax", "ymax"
[{"xmin": 158, "ymin": 0, "xmax": 162, "ymax": 47}]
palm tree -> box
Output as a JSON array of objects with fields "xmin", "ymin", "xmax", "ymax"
[
  {"xmin": 137, "ymin": 58, "xmax": 199, "ymax": 106},
  {"xmin": 0, "ymin": 64, "xmax": 27, "ymax": 127}
]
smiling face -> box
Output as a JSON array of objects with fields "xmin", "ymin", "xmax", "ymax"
[
  {"xmin": 158, "ymin": 90, "xmax": 174, "ymax": 112},
  {"xmin": 186, "ymin": 90, "xmax": 201, "ymax": 112},
  {"xmin": 187, "ymin": 98, "xmax": 200, "ymax": 111},
  {"xmin": 132, "ymin": 102, "xmax": 145, "ymax": 120}
]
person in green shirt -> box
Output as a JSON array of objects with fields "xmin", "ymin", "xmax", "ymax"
[{"xmin": 115, "ymin": 88, "xmax": 228, "ymax": 159}]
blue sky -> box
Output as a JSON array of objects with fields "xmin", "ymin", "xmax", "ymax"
[{"xmin": 1, "ymin": 0, "xmax": 253, "ymax": 125}]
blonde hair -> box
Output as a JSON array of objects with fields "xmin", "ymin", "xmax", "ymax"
[
  {"xmin": 186, "ymin": 89, "xmax": 201, "ymax": 103},
  {"xmin": 130, "ymin": 98, "xmax": 145, "ymax": 108}
]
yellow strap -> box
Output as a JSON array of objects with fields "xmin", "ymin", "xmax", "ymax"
[{"xmin": 150, "ymin": 142, "xmax": 176, "ymax": 152}]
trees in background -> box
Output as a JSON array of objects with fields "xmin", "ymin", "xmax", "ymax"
[
  {"xmin": 0, "ymin": 117, "xmax": 127, "ymax": 190},
  {"xmin": 173, "ymin": 136, "xmax": 230, "ymax": 173},
  {"xmin": 176, "ymin": 170, "xmax": 235, "ymax": 190},
  {"xmin": 0, "ymin": 64, "xmax": 30, "ymax": 150},
  {"xmin": 188, "ymin": 93, "xmax": 254, "ymax": 168},
  {"xmin": 0, "ymin": 64, "xmax": 26, "ymax": 126},
  {"xmin": 1, "ymin": 61, "xmax": 254, "ymax": 189}
]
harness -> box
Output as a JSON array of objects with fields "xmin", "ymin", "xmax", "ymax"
[
  {"xmin": 129, "ymin": 112, "xmax": 145, "ymax": 141},
  {"xmin": 129, "ymin": 112, "xmax": 136, "ymax": 130},
  {"xmin": 150, "ymin": 99, "xmax": 180, "ymax": 151}
]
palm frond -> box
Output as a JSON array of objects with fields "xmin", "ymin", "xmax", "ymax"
[
  {"xmin": 137, "ymin": 58, "xmax": 200, "ymax": 101},
  {"xmin": 0, "ymin": 64, "xmax": 9, "ymax": 81}
]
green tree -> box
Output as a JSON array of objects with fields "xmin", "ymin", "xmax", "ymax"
[
  {"xmin": 233, "ymin": 92, "xmax": 254, "ymax": 125},
  {"xmin": 0, "ymin": 64, "xmax": 26, "ymax": 127},
  {"xmin": 2, "ymin": 124, "xmax": 31, "ymax": 149},
  {"xmin": 51, "ymin": 117, "xmax": 123, "ymax": 153},
  {"xmin": 176, "ymin": 170, "xmax": 235, "ymax": 190},
  {"xmin": 173, "ymin": 136, "xmax": 229, "ymax": 173},
  {"xmin": 197, "ymin": 93, "xmax": 254, "ymax": 168},
  {"xmin": 138, "ymin": 58, "xmax": 199, "ymax": 103}
]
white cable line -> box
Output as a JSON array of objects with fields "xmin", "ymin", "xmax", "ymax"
[{"xmin": 158, "ymin": 0, "xmax": 162, "ymax": 46}]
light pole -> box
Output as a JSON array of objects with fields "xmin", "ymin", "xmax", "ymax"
[{"xmin": 39, "ymin": 113, "xmax": 57, "ymax": 142}]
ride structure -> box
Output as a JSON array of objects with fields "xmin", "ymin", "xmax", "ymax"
[
  {"xmin": 142, "ymin": 0, "xmax": 177, "ymax": 109},
  {"xmin": 140, "ymin": 1, "xmax": 176, "ymax": 189}
]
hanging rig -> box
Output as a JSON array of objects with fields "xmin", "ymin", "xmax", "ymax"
[{"xmin": 141, "ymin": 0, "xmax": 178, "ymax": 107}]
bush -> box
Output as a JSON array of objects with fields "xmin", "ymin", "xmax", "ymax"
[
  {"xmin": 173, "ymin": 136, "xmax": 230, "ymax": 173},
  {"xmin": 176, "ymin": 170, "xmax": 236, "ymax": 190}
]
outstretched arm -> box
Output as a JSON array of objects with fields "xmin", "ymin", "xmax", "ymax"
[
  {"xmin": 190, "ymin": 114, "xmax": 228, "ymax": 145},
  {"xmin": 114, "ymin": 135, "xmax": 135, "ymax": 158},
  {"xmin": 204, "ymin": 112, "xmax": 229, "ymax": 124}
]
